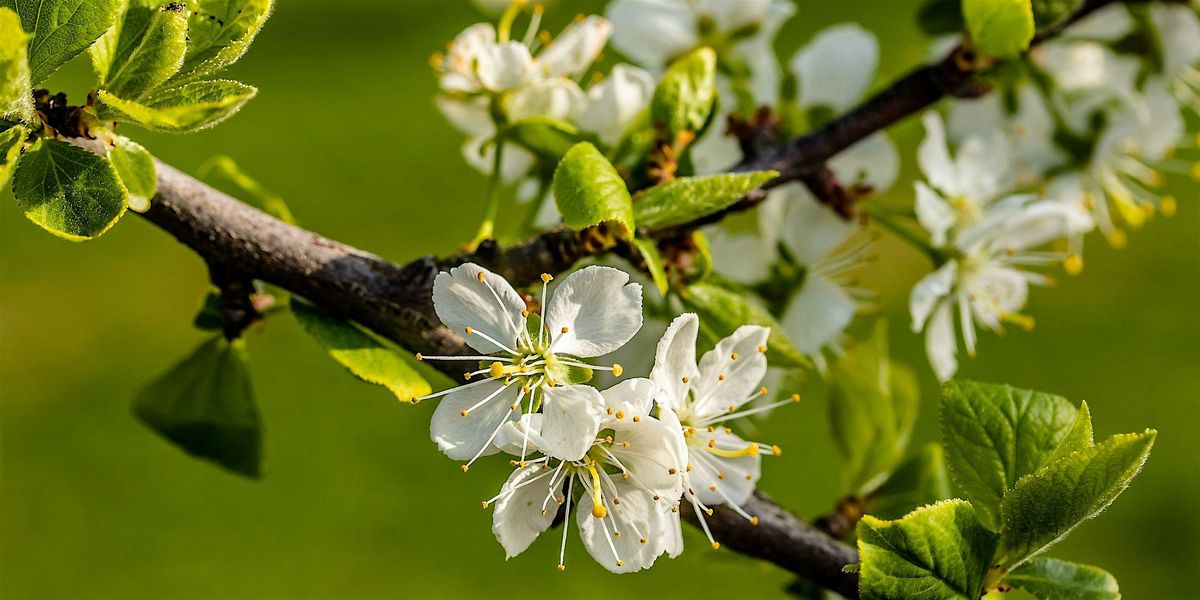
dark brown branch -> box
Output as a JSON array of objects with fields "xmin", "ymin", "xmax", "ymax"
[{"xmin": 130, "ymin": 0, "xmax": 1150, "ymax": 591}]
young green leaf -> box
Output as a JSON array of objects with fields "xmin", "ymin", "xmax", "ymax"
[
  {"xmin": 963, "ymin": 0, "xmax": 1036, "ymax": 59},
  {"xmin": 2, "ymin": 0, "xmax": 122, "ymax": 84},
  {"xmin": 94, "ymin": 1, "xmax": 189, "ymax": 99},
  {"xmin": 651, "ymin": 47, "xmax": 717, "ymax": 138},
  {"xmin": 11, "ymin": 138, "xmax": 129, "ymax": 240},
  {"xmin": 682, "ymin": 279, "xmax": 810, "ymax": 369},
  {"xmin": 1003, "ymin": 558, "xmax": 1119, "ymax": 600},
  {"xmin": 97, "ymin": 79, "xmax": 257, "ymax": 132},
  {"xmin": 858, "ymin": 499, "xmax": 1000, "ymax": 600},
  {"xmin": 940, "ymin": 380, "xmax": 1082, "ymax": 530},
  {"xmin": 172, "ymin": 0, "xmax": 272, "ymax": 83},
  {"xmin": 631, "ymin": 236, "xmax": 669, "ymax": 296},
  {"xmin": 1030, "ymin": 0, "xmax": 1082, "ymax": 29},
  {"xmin": 867, "ymin": 444, "xmax": 952, "ymax": 520},
  {"xmin": 998, "ymin": 430, "xmax": 1156, "ymax": 567},
  {"xmin": 108, "ymin": 134, "xmax": 157, "ymax": 212},
  {"xmin": 0, "ymin": 123, "xmax": 25, "ymax": 186},
  {"xmin": 133, "ymin": 336, "xmax": 264, "ymax": 478},
  {"xmin": 502, "ymin": 116, "xmax": 599, "ymax": 165},
  {"xmin": 291, "ymin": 300, "xmax": 432, "ymax": 402},
  {"xmin": 633, "ymin": 171, "xmax": 778, "ymax": 229},
  {"xmin": 0, "ymin": 7, "xmax": 33, "ymax": 123},
  {"xmin": 552, "ymin": 142, "xmax": 634, "ymax": 236},
  {"xmin": 1045, "ymin": 400, "xmax": 1093, "ymax": 465},
  {"xmin": 197, "ymin": 154, "xmax": 296, "ymax": 224},
  {"xmin": 829, "ymin": 320, "xmax": 920, "ymax": 494}
]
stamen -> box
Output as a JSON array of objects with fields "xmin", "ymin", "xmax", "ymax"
[{"xmin": 558, "ymin": 475, "xmax": 573, "ymax": 571}]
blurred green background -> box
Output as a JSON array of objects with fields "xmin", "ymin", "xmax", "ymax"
[{"xmin": 2, "ymin": 1, "xmax": 1197, "ymax": 597}]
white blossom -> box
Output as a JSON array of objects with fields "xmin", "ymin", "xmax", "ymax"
[
  {"xmin": 486, "ymin": 378, "xmax": 686, "ymax": 572},
  {"xmin": 418, "ymin": 264, "xmax": 642, "ymax": 468}
]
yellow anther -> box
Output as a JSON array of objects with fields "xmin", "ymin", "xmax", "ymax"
[
  {"xmin": 539, "ymin": 30, "xmax": 552, "ymax": 45},
  {"xmin": 717, "ymin": 472, "xmax": 725, "ymax": 480},
  {"xmin": 745, "ymin": 474, "xmax": 753, "ymax": 480},
  {"xmin": 510, "ymin": 404, "xmax": 518, "ymax": 410},
  {"xmin": 747, "ymin": 444, "xmax": 760, "ymax": 456},
  {"xmin": 605, "ymin": 436, "xmax": 614, "ymax": 444},
  {"xmin": 772, "ymin": 445, "xmax": 782, "ymax": 456},
  {"xmin": 613, "ymin": 531, "xmax": 621, "ymax": 537},
  {"xmin": 709, "ymin": 485, "xmax": 717, "ymax": 491},
  {"xmin": 1064, "ymin": 254, "xmax": 1084, "ymax": 276},
  {"xmin": 489, "ymin": 362, "xmax": 506, "ymax": 378},
  {"xmin": 1147, "ymin": 171, "xmax": 1164, "ymax": 189},
  {"xmin": 482, "ymin": 501, "xmax": 489, "ymax": 508},
  {"xmin": 465, "ymin": 326, "xmax": 474, "ymax": 335},
  {"xmin": 532, "ymin": 3, "xmax": 544, "ymax": 14},
  {"xmin": 1162, "ymin": 196, "xmax": 1177, "ymax": 217},
  {"xmin": 518, "ymin": 460, "xmax": 526, "ymax": 468},
  {"xmin": 671, "ymin": 506, "xmax": 679, "ymax": 513},
  {"xmin": 414, "ymin": 353, "xmax": 424, "ymax": 361},
  {"xmin": 612, "ymin": 364, "xmax": 623, "ymax": 377},
  {"xmin": 718, "ymin": 374, "xmax": 726, "ymax": 381},
  {"xmin": 706, "ymin": 426, "xmax": 714, "ymax": 432},
  {"xmin": 730, "ymin": 352, "xmax": 739, "ymax": 361},
  {"xmin": 463, "ymin": 372, "xmax": 473, "ymax": 380},
  {"xmin": 521, "ymin": 309, "xmax": 530, "ymax": 318},
  {"xmin": 757, "ymin": 345, "xmax": 766, "ymax": 353},
  {"xmin": 707, "ymin": 439, "xmax": 716, "ymax": 448},
  {"xmin": 409, "ymin": 397, "xmax": 419, "ymax": 404},
  {"xmin": 724, "ymin": 427, "xmax": 732, "ymax": 434},
  {"xmin": 615, "ymin": 410, "xmax": 625, "ymax": 419},
  {"xmin": 728, "ymin": 404, "xmax": 736, "ymax": 413},
  {"xmin": 750, "ymin": 516, "xmax": 760, "ymax": 526},
  {"xmin": 606, "ymin": 407, "xmax": 614, "ymax": 415},
  {"xmin": 1108, "ymin": 229, "xmax": 1127, "ymax": 249},
  {"xmin": 668, "ymin": 467, "xmax": 677, "ymax": 475},
  {"xmin": 561, "ymin": 326, "xmax": 569, "ymax": 334},
  {"xmin": 759, "ymin": 386, "xmax": 768, "ymax": 395},
  {"xmin": 686, "ymin": 464, "xmax": 692, "ymax": 472},
  {"xmin": 541, "ymin": 273, "xmax": 553, "ymax": 283},
  {"xmin": 575, "ymin": 13, "xmax": 585, "ymax": 22},
  {"xmin": 791, "ymin": 393, "xmax": 800, "ymax": 402},
  {"xmin": 460, "ymin": 409, "xmax": 469, "ymax": 417},
  {"xmin": 1191, "ymin": 163, "xmax": 1200, "ymax": 181},
  {"xmin": 1141, "ymin": 202, "xmax": 1156, "ymax": 218},
  {"xmin": 622, "ymin": 472, "xmax": 630, "ymax": 479},
  {"xmin": 621, "ymin": 441, "xmax": 630, "ymax": 448},
  {"xmin": 640, "ymin": 537, "xmax": 648, "ymax": 545},
  {"xmin": 632, "ymin": 416, "xmax": 641, "ymax": 423},
  {"xmin": 681, "ymin": 376, "xmax": 690, "ymax": 383},
  {"xmin": 522, "ymin": 386, "xmax": 531, "ymax": 393},
  {"xmin": 557, "ymin": 564, "xmax": 565, "ymax": 572},
  {"xmin": 615, "ymin": 560, "xmax": 624, "ymax": 567},
  {"xmin": 476, "ymin": 271, "xmax": 486, "ymax": 283},
  {"xmin": 460, "ymin": 465, "xmax": 469, "ymax": 473},
  {"xmin": 428, "ymin": 52, "xmax": 443, "ymax": 70}
]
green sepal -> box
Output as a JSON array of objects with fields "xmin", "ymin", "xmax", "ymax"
[
  {"xmin": 132, "ymin": 335, "xmax": 264, "ymax": 478},
  {"xmin": 108, "ymin": 134, "xmax": 157, "ymax": 212},
  {"xmin": 11, "ymin": 137, "xmax": 129, "ymax": 241},
  {"xmin": 502, "ymin": 116, "xmax": 600, "ymax": 165},
  {"xmin": 291, "ymin": 299, "xmax": 432, "ymax": 403},
  {"xmin": 544, "ymin": 356, "xmax": 593, "ymax": 385},
  {"xmin": 633, "ymin": 171, "xmax": 777, "ymax": 229}
]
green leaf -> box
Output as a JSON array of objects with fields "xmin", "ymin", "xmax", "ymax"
[
  {"xmin": 858, "ymin": 499, "xmax": 1000, "ymax": 600},
  {"xmin": 97, "ymin": 79, "xmax": 256, "ymax": 132},
  {"xmin": 93, "ymin": 1, "xmax": 188, "ymax": 99},
  {"xmin": 868, "ymin": 444, "xmax": 952, "ymax": 520},
  {"xmin": 0, "ymin": 7, "xmax": 33, "ymax": 123},
  {"xmin": 829, "ymin": 321, "xmax": 920, "ymax": 494},
  {"xmin": 998, "ymin": 430, "xmax": 1156, "ymax": 567},
  {"xmin": 108, "ymin": 134, "xmax": 156, "ymax": 212},
  {"xmin": 196, "ymin": 154, "xmax": 295, "ymax": 224},
  {"xmin": 291, "ymin": 299, "xmax": 431, "ymax": 402},
  {"xmin": 193, "ymin": 290, "xmax": 222, "ymax": 331},
  {"xmin": 1030, "ymin": 0, "xmax": 1082, "ymax": 30},
  {"xmin": 1004, "ymin": 558, "xmax": 1119, "ymax": 600},
  {"xmin": 631, "ymin": 236, "xmax": 669, "ymax": 296},
  {"xmin": 681, "ymin": 279, "xmax": 810, "ymax": 369},
  {"xmin": 11, "ymin": 138, "xmax": 128, "ymax": 240},
  {"xmin": 1045, "ymin": 400, "xmax": 1093, "ymax": 465},
  {"xmin": 2, "ymin": 0, "xmax": 122, "ymax": 84},
  {"xmin": 552, "ymin": 142, "xmax": 634, "ymax": 236},
  {"xmin": 0, "ymin": 123, "xmax": 25, "ymax": 186},
  {"xmin": 133, "ymin": 336, "xmax": 263, "ymax": 478},
  {"xmin": 917, "ymin": 0, "xmax": 965, "ymax": 35},
  {"xmin": 963, "ymin": 0, "xmax": 1036, "ymax": 59},
  {"xmin": 171, "ymin": 0, "xmax": 272, "ymax": 82},
  {"xmin": 633, "ymin": 171, "xmax": 777, "ymax": 230},
  {"xmin": 502, "ymin": 116, "xmax": 598, "ymax": 165},
  {"xmin": 651, "ymin": 47, "xmax": 717, "ymax": 138},
  {"xmin": 940, "ymin": 380, "xmax": 1082, "ymax": 530}
]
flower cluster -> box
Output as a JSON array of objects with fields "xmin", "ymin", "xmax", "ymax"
[{"xmin": 414, "ymin": 264, "xmax": 796, "ymax": 572}]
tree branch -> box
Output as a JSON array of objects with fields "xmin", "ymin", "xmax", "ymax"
[{"xmin": 129, "ymin": 0, "xmax": 1152, "ymax": 592}]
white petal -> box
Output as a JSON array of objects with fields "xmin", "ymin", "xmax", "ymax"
[
  {"xmin": 1070, "ymin": 4, "xmax": 1134, "ymax": 40},
  {"xmin": 954, "ymin": 132, "xmax": 1011, "ymax": 203},
  {"xmin": 734, "ymin": 0, "xmax": 796, "ymax": 105},
  {"xmin": 609, "ymin": 416, "xmax": 686, "ymax": 498},
  {"xmin": 436, "ymin": 96, "xmax": 495, "ymax": 137},
  {"xmin": 476, "ymin": 41, "xmax": 538, "ymax": 92},
  {"xmin": 1152, "ymin": 4, "xmax": 1200, "ymax": 78},
  {"xmin": 688, "ymin": 431, "xmax": 761, "ymax": 507},
  {"xmin": 600, "ymin": 377, "xmax": 657, "ymax": 419},
  {"xmin": 690, "ymin": 111, "xmax": 745, "ymax": 174},
  {"xmin": 460, "ymin": 135, "xmax": 536, "ymax": 182},
  {"xmin": 430, "ymin": 381, "xmax": 519, "ymax": 460},
  {"xmin": 506, "ymin": 78, "xmax": 587, "ymax": 122},
  {"xmin": 910, "ymin": 261, "xmax": 957, "ymax": 331},
  {"xmin": 576, "ymin": 482, "xmax": 671, "ymax": 573},
  {"xmin": 1130, "ymin": 77, "xmax": 1184, "ymax": 161},
  {"xmin": 965, "ymin": 264, "xmax": 1029, "ymax": 329},
  {"xmin": 947, "ymin": 93, "xmax": 1005, "ymax": 143},
  {"xmin": 917, "ymin": 112, "xmax": 961, "ymax": 197},
  {"xmin": 914, "ymin": 181, "xmax": 957, "ymax": 248},
  {"xmin": 578, "ymin": 64, "xmax": 655, "ymax": 145},
  {"xmin": 779, "ymin": 184, "xmax": 855, "ymax": 266},
  {"xmin": 606, "ymin": 0, "xmax": 699, "ymax": 70},
  {"xmin": 925, "ymin": 302, "xmax": 958, "ymax": 382},
  {"xmin": 829, "ymin": 132, "xmax": 901, "ymax": 192},
  {"xmin": 693, "ymin": 326, "xmax": 770, "ymax": 417},
  {"xmin": 650, "ymin": 314, "xmax": 700, "ymax": 412},
  {"xmin": 706, "ymin": 227, "xmax": 774, "ymax": 284},
  {"xmin": 540, "ymin": 384, "xmax": 605, "ymax": 461},
  {"xmin": 781, "ymin": 276, "xmax": 856, "ymax": 357},
  {"xmin": 492, "ymin": 464, "xmax": 558, "ymax": 558},
  {"xmin": 790, "ymin": 23, "xmax": 879, "ymax": 111},
  {"xmin": 432, "ymin": 263, "xmax": 525, "ymax": 354},
  {"xmin": 988, "ymin": 199, "xmax": 1093, "ymax": 251},
  {"xmin": 440, "ymin": 23, "xmax": 497, "ymax": 93},
  {"xmin": 538, "ymin": 15, "xmax": 612, "ymax": 78},
  {"xmin": 694, "ymin": 0, "xmax": 772, "ymax": 31},
  {"xmin": 545, "ymin": 266, "xmax": 643, "ymax": 358}
]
